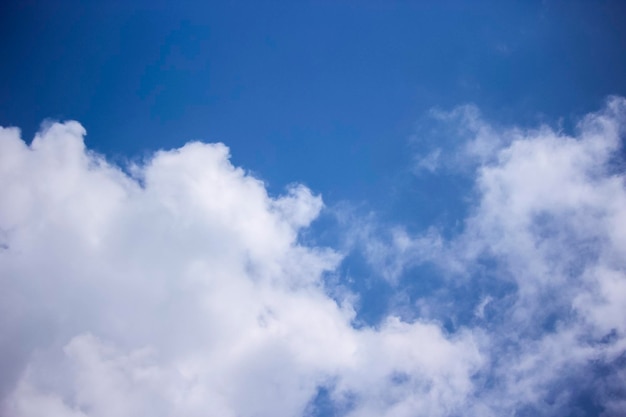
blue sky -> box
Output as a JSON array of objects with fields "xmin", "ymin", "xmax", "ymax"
[{"xmin": 1, "ymin": 1, "xmax": 626, "ymax": 417}]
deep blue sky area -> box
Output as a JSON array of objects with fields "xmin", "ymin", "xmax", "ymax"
[{"xmin": 1, "ymin": 0, "xmax": 626, "ymax": 223}]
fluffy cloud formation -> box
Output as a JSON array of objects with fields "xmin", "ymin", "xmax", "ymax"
[
  {"xmin": 459, "ymin": 98, "xmax": 626, "ymax": 415},
  {"xmin": 371, "ymin": 97, "xmax": 626, "ymax": 416},
  {"xmin": 0, "ymin": 122, "xmax": 482, "ymax": 417},
  {"xmin": 1, "ymin": 97, "xmax": 625, "ymax": 417}
]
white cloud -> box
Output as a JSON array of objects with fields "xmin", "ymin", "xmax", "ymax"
[
  {"xmin": 0, "ymin": 122, "xmax": 483, "ymax": 417},
  {"xmin": 3, "ymin": 97, "xmax": 625, "ymax": 416},
  {"xmin": 365, "ymin": 97, "xmax": 626, "ymax": 415}
]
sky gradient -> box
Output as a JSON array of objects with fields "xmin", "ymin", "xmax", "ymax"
[{"xmin": 1, "ymin": 1, "xmax": 626, "ymax": 417}]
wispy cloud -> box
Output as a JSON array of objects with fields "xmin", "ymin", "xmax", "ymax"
[{"xmin": 367, "ymin": 97, "xmax": 626, "ymax": 415}]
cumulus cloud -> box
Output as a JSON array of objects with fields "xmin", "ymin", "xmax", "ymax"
[
  {"xmin": 366, "ymin": 97, "xmax": 626, "ymax": 416},
  {"xmin": 2, "ymin": 97, "xmax": 625, "ymax": 416},
  {"xmin": 463, "ymin": 98, "xmax": 626, "ymax": 415},
  {"xmin": 0, "ymin": 122, "xmax": 482, "ymax": 417}
]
